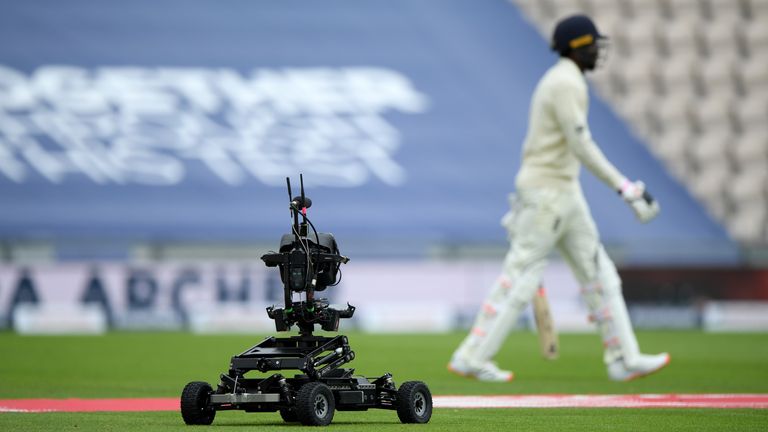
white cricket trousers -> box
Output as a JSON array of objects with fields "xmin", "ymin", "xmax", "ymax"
[{"xmin": 454, "ymin": 185, "xmax": 641, "ymax": 367}]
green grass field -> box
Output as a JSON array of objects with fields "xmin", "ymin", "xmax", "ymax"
[{"xmin": 1, "ymin": 331, "xmax": 768, "ymax": 431}]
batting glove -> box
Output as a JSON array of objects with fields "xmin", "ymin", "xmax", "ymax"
[{"xmin": 618, "ymin": 179, "xmax": 660, "ymax": 223}]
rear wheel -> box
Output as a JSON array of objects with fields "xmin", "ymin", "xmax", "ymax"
[
  {"xmin": 396, "ymin": 381, "xmax": 432, "ymax": 424},
  {"xmin": 180, "ymin": 381, "xmax": 216, "ymax": 425},
  {"xmin": 295, "ymin": 382, "xmax": 335, "ymax": 426}
]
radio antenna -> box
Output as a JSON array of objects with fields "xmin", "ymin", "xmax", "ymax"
[
  {"xmin": 287, "ymin": 177, "xmax": 299, "ymax": 239},
  {"xmin": 286, "ymin": 177, "xmax": 293, "ymax": 205},
  {"xmin": 299, "ymin": 174, "xmax": 308, "ymax": 222}
]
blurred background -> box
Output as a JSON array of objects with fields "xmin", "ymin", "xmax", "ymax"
[{"xmin": 1, "ymin": 0, "xmax": 766, "ymax": 335}]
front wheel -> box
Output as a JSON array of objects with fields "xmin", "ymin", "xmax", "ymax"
[
  {"xmin": 180, "ymin": 381, "xmax": 216, "ymax": 425},
  {"xmin": 295, "ymin": 382, "xmax": 335, "ymax": 426},
  {"xmin": 396, "ymin": 381, "xmax": 432, "ymax": 424},
  {"xmin": 279, "ymin": 407, "xmax": 298, "ymax": 422}
]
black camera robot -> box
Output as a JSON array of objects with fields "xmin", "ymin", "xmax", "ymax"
[{"xmin": 181, "ymin": 175, "xmax": 433, "ymax": 426}]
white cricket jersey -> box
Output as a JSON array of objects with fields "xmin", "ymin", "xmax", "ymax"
[{"xmin": 515, "ymin": 57, "xmax": 624, "ymax": 191}]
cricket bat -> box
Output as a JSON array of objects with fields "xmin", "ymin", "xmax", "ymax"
[{"xmin": 532, "ymin": 286, "xmax": 559, "ymax": 360}]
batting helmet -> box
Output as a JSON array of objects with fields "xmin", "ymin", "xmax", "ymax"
[{"xmin": 551, "ymin": 14, "xmax": 605, "ymax": 55}]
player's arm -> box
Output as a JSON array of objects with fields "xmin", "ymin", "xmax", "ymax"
[
  {"xmin": 553, "ymin": 82, "xmax": 624, "ymax": 188},
  {"xmin": 553, "ymin": 83, "xmax": 660, "ymax": 223}
]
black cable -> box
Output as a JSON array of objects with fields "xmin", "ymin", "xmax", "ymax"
[
  {"xmin": 301, "ymin": 212, "xmax": 323, "ymax": 293},
  {"xmin": 302, "ymin": 212, "xmax": 346, "ymax": 287},
  {"xmin": 303, "ymin": 212, "xmax": 321, "ymax": 246},
  {"xmin": 291, "ymin": 221, "xmax": 313, "ymax": 291},
  {"xmin": 289, "ymin": 205, "xmax": 321, "ymax": 292},
  {"xmin": 328, "ymin": 263, "xmax": 342, "ymax": 287}
]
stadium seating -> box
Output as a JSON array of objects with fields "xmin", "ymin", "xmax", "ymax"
[{"xmin": 511, "ymin": 0, "xmax": 768, "ymax": 243}]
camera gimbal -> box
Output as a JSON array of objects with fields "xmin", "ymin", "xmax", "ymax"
[{"xmin": 261, "ymin": 175, "xmax": 354, "ymax": 334}]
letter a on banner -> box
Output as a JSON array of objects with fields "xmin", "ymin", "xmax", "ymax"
[{"xmin": 8, "ymin": 269, "xmax": 40, "ymax": 327}]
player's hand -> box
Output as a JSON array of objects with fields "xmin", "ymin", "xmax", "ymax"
[{"xmin": 618, "ymin": 179, "xmax": 660, "ymax": 223}]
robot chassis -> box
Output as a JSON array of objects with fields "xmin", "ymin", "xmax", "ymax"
[{"xmin": 181, "ymin": 176, "xmax": 433, "ymax": 426}]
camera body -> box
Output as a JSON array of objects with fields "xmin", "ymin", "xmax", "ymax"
[{"xmin": 267, "ymin": 233, "xmax": 341, "ymax": 292}]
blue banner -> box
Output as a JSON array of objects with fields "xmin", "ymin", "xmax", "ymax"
[{"xmin": 0, "ymin": 0, "xmax": 737, "ymax": 263}]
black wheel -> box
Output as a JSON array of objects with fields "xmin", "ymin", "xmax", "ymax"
[
  {"xmin": 295, "ymin": 382, "xmax": 335, "ymax": 426},
  {"xmin": 279, "ymin": 407, "xmax": 298, "ymax": 422},
  {"xmin": 396, "ymin": 381, "xmax": 432, "ymax": 424},
  {"xmin": 180, "ymin": 381, "xmax": 216, "ymax": 425}
]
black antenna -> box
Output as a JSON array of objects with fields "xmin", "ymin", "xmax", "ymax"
[
  {"xmin": 299, "ymin": 174, "xmax": 309, "ymax": 236},
  {"xmin": 300, "ymin": 174, "xmax": 307, "ymax": 217},
  {"xmin": 286, "ymin": 177, "xmax": 293, "ymax": 205},
  {"xmin": 287, "ymin": 177, "xmax": 299, "ymax": 239}
]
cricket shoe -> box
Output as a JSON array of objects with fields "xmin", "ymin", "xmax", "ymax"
[
  {"xmin": 608, "ymin": 352, "xmax": 670, "ymax": 382},
  {"xmin": 447, "ymin": 356, "xmax": 514, "ymax": 382}
]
